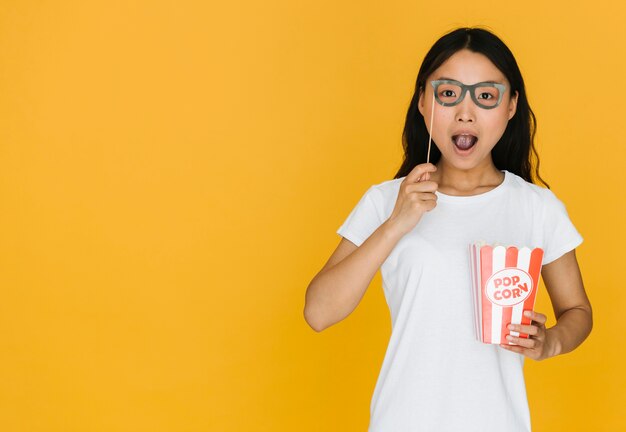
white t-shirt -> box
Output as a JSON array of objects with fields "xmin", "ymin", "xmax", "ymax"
[{"xmin": 336, "ymin": 170, "xmax": 583, "ymax": 432}]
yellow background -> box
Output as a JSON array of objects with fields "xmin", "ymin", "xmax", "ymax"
[{"xmin": 0, "ymin": 1, "xmax": 624, "ymax": 430}]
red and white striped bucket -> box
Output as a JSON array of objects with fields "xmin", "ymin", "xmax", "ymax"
[{"xmin": 469, "ymin": 244, "xmax": 544, "ymax": 344}]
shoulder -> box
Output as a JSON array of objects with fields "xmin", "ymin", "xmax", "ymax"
[
  {"xmin": 368, "ymin": 177, "xmax": 404, "ymax": 202},
  {"xmin": 505, "ymin": 171, "xmax": 558, "ymax": 200},
  {"xmin": 504, "ymin": 171, "xmax": 569, "ymax": 215},
  {"xmin": 371, "ymin": 176, "xmax": 404, "ymax": 191}
]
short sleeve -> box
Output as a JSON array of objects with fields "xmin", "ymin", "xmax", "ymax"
[
  {"xmin": 541, "ymin": 189, "xmax": 583, "ymax": 265},
  {"xmin": 336, "ymin": 186, "xmax": 384, "ymax": 247}
]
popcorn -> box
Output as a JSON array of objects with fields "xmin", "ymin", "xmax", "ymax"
[{"xmin": 469, "ymin": 244, "xmax": 544, "ymax": 344}]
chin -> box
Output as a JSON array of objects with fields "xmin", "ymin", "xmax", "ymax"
[{"xmin": 440, "ymin": 152, "xmax": 486, "ymax": 171}]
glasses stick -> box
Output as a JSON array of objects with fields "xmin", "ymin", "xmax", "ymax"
[{"xmin": 426, "ymin": 91, "xmax": 435, "ymax": 164}]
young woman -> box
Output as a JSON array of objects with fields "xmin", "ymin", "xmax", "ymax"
[{"xmin": 304, "ymin": 27, "xmax": 592, "ymax": 431}]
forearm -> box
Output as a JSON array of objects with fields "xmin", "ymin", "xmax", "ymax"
[
  {"xmin": 546, "ymin": 306, "xmax": 593, "ymax": 357},
  {"xmin": 304, "ymin": 220, "xmax": 404, "ymax": 331}
]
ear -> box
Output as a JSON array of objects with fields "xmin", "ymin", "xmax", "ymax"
[
  {"xmin": 418, "ymin": 87, "xmax": 425, "ymax": 117},
  {"xmin": 508, "ymin": 90, "xmax": 519, "ymax": 120}
]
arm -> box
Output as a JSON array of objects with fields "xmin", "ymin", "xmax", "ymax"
[
  {"xmin": 304, "ymin": 163, "xmax": 439, "ymax": 332},
  {"xmin": 501, "ymin": 249, "xmax": 593, "ymax": 360},
  {"xmin": 303, "ymin": 221, "xmax": 404, "ymax": 332}
]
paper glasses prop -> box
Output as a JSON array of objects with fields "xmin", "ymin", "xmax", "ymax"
[{"xmin": 425, "ymin": 79, "xmax": 507, "ymax": 164}]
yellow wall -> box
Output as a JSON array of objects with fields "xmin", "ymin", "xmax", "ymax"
[{"xmin": 0, "ymin": 1, "xmax": 623, "ymax": 430}]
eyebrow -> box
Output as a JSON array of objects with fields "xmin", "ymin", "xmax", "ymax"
[{"xmin": 436, "ymin": 76, "xmax": 504, "ymax": 84}]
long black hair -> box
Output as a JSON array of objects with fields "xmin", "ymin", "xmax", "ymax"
[{"xmin": 394, "ymin": 27, "xmax": 549, "ymax": 188}]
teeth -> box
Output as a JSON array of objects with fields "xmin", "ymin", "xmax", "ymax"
[{"xmin": 453, "ymin": 135, "xmax": 477, "ymax": 150}]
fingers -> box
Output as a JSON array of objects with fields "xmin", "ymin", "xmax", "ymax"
[
  {"xmin": 508, "ymin": 311, "xmax": 547, "ymax": 338},
  {"xmin": 404, "ymin": 181, "xmax": 438, "ymax": 194},
  {"xmin": 417, "ymin": 192, "xmax": 438, "ymax": 201},
  {"xmin": 499, "ymin": 344, "xmax": 526, "ymax": 355},
  {"xmin": 524, "ymin": 310, "xmax": 547, "ymax": 326},
  {"xmin": 405, "ymin": 163, "xmax": 437, "ymax": 183},
  {"xmin": 420, "ymin": 198, "xmax": 437, "ymax": 212},
  {"xmin": 388, "ymin": 164, "xmax": 439, "ymax": 234},
  {"xmin": 500, "ymin": 310, "xmax": 552, "ymax": 361},
  {"xmin": 508, "ymin": 323, "xmax": 538, "ymax": 336},
  {"xmin": 401, "ymin": 182, "xmax": 438, "ymax": 212},
  {"xmin": 505, "ymin": 334, "xmax": 537, "ymax": 349}
]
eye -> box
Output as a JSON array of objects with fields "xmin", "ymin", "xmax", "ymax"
[
  {"xmin": 478, "ymin": 92, "xmax": 494, "ymax": 100},
  {"xmin": 441, "ymin": 89, "xmax": 456, "ymax": 97}
]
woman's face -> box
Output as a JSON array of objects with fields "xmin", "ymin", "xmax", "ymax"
[{"xmin": 418, "ymin": 49, "xmax": 519, "ymax": 172}]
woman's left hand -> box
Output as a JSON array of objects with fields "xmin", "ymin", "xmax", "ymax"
[{"xmin": 499, "ymin": 310, "xmax": 557, "ymax": 361}]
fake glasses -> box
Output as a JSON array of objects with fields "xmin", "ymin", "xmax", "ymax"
[{"xmin": 430, "ymin": 79, "xmax": 507, "ymax": 109}]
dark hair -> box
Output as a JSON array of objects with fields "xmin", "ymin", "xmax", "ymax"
[{"xmin": 394, "ymin": 27, "xmax": 549, "ymax": 188}]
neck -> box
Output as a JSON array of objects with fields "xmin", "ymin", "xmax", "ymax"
[{"xmin": 432, "ymin": 157, "xmax": 504, "ymax": 196}]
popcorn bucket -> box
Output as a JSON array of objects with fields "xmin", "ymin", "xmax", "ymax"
[{"xmin": 469, "ymin": 244, "xmax": 544, "ymax": 344}]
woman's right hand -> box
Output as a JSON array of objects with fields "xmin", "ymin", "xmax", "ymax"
[{"xmin": 386, "ymin": 163, "xmax": 438, "ymax": 236}]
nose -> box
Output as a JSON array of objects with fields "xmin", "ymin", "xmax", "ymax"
[{"xmin": 455, "ymin": 89, "xmax": 475, "ymax": 123}]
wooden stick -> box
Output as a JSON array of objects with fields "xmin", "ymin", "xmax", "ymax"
[{"xmin": 427, "ymin": 91, "xmax": 435, "ymax": 164}]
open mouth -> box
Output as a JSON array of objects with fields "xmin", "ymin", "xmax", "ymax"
[{"xmin": 452, "ymin": 134, "xmax": 478, "ymax": 151}]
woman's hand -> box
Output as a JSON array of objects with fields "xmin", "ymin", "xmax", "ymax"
[
  {"xmin": 386, "ymin": 163, "xmax": 438, "ymax": 236},
  {"xmin": 499, "ymin": 310, "xmax": 559, "ymax": 361}
]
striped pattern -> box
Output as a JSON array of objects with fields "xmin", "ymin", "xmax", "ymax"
[{"xmin": 470, "ymin": 244, "xmax": 544, "ymax": 344}]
